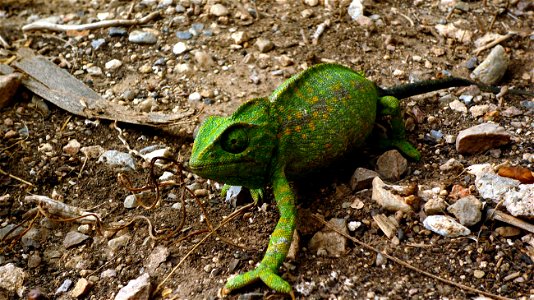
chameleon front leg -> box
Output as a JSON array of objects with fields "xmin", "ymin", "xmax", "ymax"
[
  {"xmin": 378, "ymin": 95, "xmax": 421, "ymax": 161},
  {"xmin": 222, "ymin": 169, "xmax": 296, "ymax": 298}
]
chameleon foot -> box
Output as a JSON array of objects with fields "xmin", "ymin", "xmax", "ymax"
[{"xmin": 223, "ymin": 264, "xmax": 293, "ymax": 296}]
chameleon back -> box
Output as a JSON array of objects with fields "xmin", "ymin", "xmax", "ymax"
[{"xmin": 269, "ymin": 64, "xmax": 378, "ymax": 176}]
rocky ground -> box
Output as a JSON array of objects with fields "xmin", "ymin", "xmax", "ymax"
[{"xmin": 0, "ymin": 0, "xmax": 533, "ymax": 299}]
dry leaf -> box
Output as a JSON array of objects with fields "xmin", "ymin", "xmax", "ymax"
[{"xmin": 498, "ymin": 166, "xmax": 534, "ymax": 184}]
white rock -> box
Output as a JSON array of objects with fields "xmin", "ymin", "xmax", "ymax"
[
  {"xmin": 210, "ymin": 4, "xmax": 229, "ymax": 16},
  {"xmin": 105, "ymin": 59, "xmax": 123, "ymax": 70},
  {"xmin": 471, "ymin": 45, "xmax": 509, "ymax": 85},
  {"xmin": 172, "ymin": 42, "xmax": 188, "ymax": 55},
  {"xmin": 98, "ymin": 150, "xmax": 136, "ymax": 170},
  {"xmin": 230, "ymin": 31, "xmax": 249, "ymax": 45},
  {"xmin": 308, "ymin": 218, "xmax": 348, "ymax": 257},
  {"xmin": 188, "ymin": 92, "xmax": 202, "ymax": 102},
  {"xmin": 114, "ymin": 273, "xmax": 151, "ymax": 300},
  {"xmin": 449, "ymin": 99, "xmax": 467, "ymax": 113},
  {"xmin": 0, "ymin": 263, "xmax": 26, "ymax": 297},
  {"xmin": 469, "ymin": 104, "xmax": 489, "ymax": 118},
  {"xmin": 63, "ymin": 139, "xmax": 81, "ymax": 155},
  {"xmin": 348, "ymin": 0, "xmax": 365, "ymax": 19},
  {"xmin": 304, "ymin": 0, "xmax": 319, "ymax": 6},
  {"xmin": 435, "ymin": 23, "xmax": 472, "ymax": 44},
  {"xmin": 423, "ymin": 215, "xmax": 471, "ymax": 237},
  {"xmin": 371, "ymin": 177, "xmax": 413, "ymax": 212},
  {"xmin": 87, "ymin": 66, "xmax": 103, "ymax": 76},
  {"xmin": 447, "ymin": 195, "xmax": 482, "ymax": 226}
]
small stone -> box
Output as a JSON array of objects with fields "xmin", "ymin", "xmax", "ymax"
[
  {"xmin": 71, "ymin": 278, "xmax": 92, "ymax": 298},
  {"xmin": 98, "ymin": 150, "xmax": 136, "ymax": 170},
  {"xmin": 101, "ymin": 269, "xmax": 117, "ymax": 278},
  {"xmin": 230, "ymin": 31, "xmax": 249, "ymax": 45},
  {"xmin": 348, "ymin": 221, "xmax": 362, "ymax": 231},
  {"xmin": 501, "ymin": 106, "xmax": 522, "ymax": 117},
  {"xmin": 435, "ymin": 23, "xmax": 472, "ymax": 44},
  {"xmin": 138, "ymin": 98, "xmax": 155, "ymax": 112},
  {"xmin": 354, "ymin": 15, "xmax": 373, "ymax": 27},
  {"xmin": 473, "ymin": 270, "xmax": 485, "ymax": 279},
  {"xmin": 91, "ymin": 38, "xmax": 106, "ymax": 50},
  {"xmin": 56, "ymin": 278, "xmax": 73, "ymax": 294},
  {"xmin": 87, "ymin": 66, "xmax": 103, "ymax": 76},
  {"xmin": 0, "ymin": 73, "xmax": 23, "ymax": 109},
  {"xmin": 424, "ymin": 198, "xmax": 447, "ymax": 215},
  {"xmin": 372, "ymin": 177, "xmax": 413, "ymax": 212},
  {"xmin": 301, "ymin": 8, "xmax": 314, "ymax": 18},
  {"xmin": 0, "ymin": 263, "xmax": 26, "ymax": 297},
  {"xmin": 188, "ymin": 92, "xmax": 202, "ymax": 102},
  {"xmin": 447, "ymin": 195, "xmax": 482, "ymax": 226},
  {"xmin": 194, "ymin": 189, "xmax": 209, "ymax": 197},
  {"xmin": 376, "ymin": 150, "xmax": 408, "ymax": 181},
  {"xmin": 255, "ymin": 38, "xmax": 274, "ymax": 53},
  {"xmin": 27, "ymin": 253, "xmax": 41, "ymax": 268},
  {"xmin": 128, "ymin": 30, "xmax": 158, "ymax": 45},
  {"xmin": 308, "ymin": 218, "xmax": 348, "ymax": 257},
  {"xmin": 105, "ymin": 59, "xmax": 123, "ymax": 70},
  {"xmin": 176, "ymin": 31, "xmax": 192, "ymax": 40},
  {"xmin": 423, "ymin": 215, "xmax": 471, "ymax": 237},
  {"xmin": 138, "ymin": 64, "xmax": 152, "ymax": 74},
  {"xmin": 4, "ymin": 130, "xmax": 18, "ymax": 139},
  {"xmin": 304, "ymin": 0, "xmax": 319, "ymax": 6},
  {"xmin": 471, "ymin": 45, "xmax": 509, "ymax": 85},
  {"xmin": 439, "ymin": 158, "xmax": 463, "ymax": 172},
  {"xmin": 145, "ymin": 246, "xmax": 169, "ymax": 274},
  {"xmin": 469, "ymin": 104, "xmax": 489, "ymax": 118},
  {"xmin": 348, "ymin": 0, "xmax": 365, "ymax": 19},
  {"xmin": 464, "ymin": 57, "xmax": 478, "ymax": 70},
  {"xmin": 194, "ymin": 51, "xmax": 215, "ymax": 68},
  {"xmin": 449, "ymin": 99, "xmax": 467, "ymax": 113},
  {"xmin": 124, "ymin": 195, "xmax": 139, "ymax": 209},
  {"xmin": 80, "ymin": 145, "xmax": 105, "ymax": 159},
  {"xmin": 350, "ymin": 167, "xmax": 379, "ymax": 191},
  {"xmin": 114, "ymin": 273, "xmax": 151, "ymax": 300},
  {"xmin": 172, "ymin": 42, "xmax": 188, "ymax": 55},
  {"xmin": 456, "ymin": 123, "xmax": 511, "ymax": 155},
  {"xmin": 63, "ymin": 231, "xmax": 89, "ymax": 248},
  {"xmin": 174, "ymin": 63, "xmax": 192, "ymax": 74},
  {"xmin": 63, "ymin": 139, "xmax": 81, "ymax": 155},
  {"xmin": 210, "ymin": 3, "xmax": 229, "ymax": 16},
  {"xmin": 495, "ymin": 226, "xmax": 521, "ymax": 237},
  {"xmin": 108, "ymin": 234, "xmax": 131, "ymax": 251}
]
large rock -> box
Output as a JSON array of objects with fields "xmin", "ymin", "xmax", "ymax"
[
  {"xmin": 447, "ymin": 196, "xmax": 482, "ymax": 226},
  {"xmin": 376, "ymin": 150, "xmax": 408, "ymax": 181},
  {"xmin": 456, "ymin": 123, "xmax": 511, "ymax": 155},
  {"xmin": 471, "ymin": 45, "xmax": 509, "ymax": 85}
]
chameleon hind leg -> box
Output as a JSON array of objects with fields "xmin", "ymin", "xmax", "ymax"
[
  {"xmin": 222, "ymin": 170, "xmax": 296, "ymax": 299},
  {"xmin": 377, "ymin": 95, "xmax": 421, "ymax": 161}
]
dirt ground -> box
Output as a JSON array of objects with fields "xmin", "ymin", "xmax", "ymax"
[{"xmin": 0, "ymin": 0, "xmax": 533, "ymax": 299}]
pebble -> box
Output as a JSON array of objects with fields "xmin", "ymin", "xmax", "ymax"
[
  {"xmin": 372, "ymin": 177, "xmax": 413, "ymax": 212},
  {"xmin": 355, "ymin": 15, "xmax": 373, "ymax": 27},
  {"xmin": 471, "ymin": 45, "xmax": 509, "ymax": 85},
  {"xmin": 194, "ymin": 189, "xmax": 209, "ymax": 197},
  {"xmin": 439, "ymin": 158, "xmax": 463, "ymax": 172},
  {"xmin": 423, "ymin": 215, "xmax": 471, "ymax": 237},
  {"xmin": 188, "ymin": 92, "xmax": 202, "ymax": 102},
  {"xmin": 91, "ymin": 38, "xmax": 106, "ymax": 50},
  {"xmin": 27, "ymin": 253, "xmax": 42, "ymax": 268},
  {"xmin": 87, "ymin": 66, "xmax": 103, "ymax": 76},
  {"xmin": 449, "ymin": 99, "xmax": 467, "ymax": 113},
  {"xmin": 4, "ymin": 130, "xmax": 18, "ymax": 139},
  {"xmin": 124, "ymin": 194, "xmax": 139, "ymax": 209},
  {"xmin": 105, "ymin": 59, "xmax": 123, "ymax": 70},
  {"xmin": 464, "ymin": 57, "xmax": 478, "ymax": 70},
  {"xmin": 424, "ymin": 198, "xmax": 447, "ymax": 215},
  {"xmin": 176, "ymin": 31, "xmax": 192, "ymax": 40},
  {"xmin": 350, "ymin": 167, "xmax": 378, "ymax": 191},
  {"xmin": 174, "ymin": 63, "xmax": 192, "ymax": 73},
  {"xmin": 231, "ymin": 31, "xmax": 249, "ymax": 45},
  {"xmin": 304, "ymin": 0, "xmax": 319, "ymax": 6},
  {"xmin": 255, "ymin": 38, "xmax": 274, "ymax": 53},
  {"xmin": 63, "ymin": 139, "xmax": 81, "ymax": 155},
  {"xmin": 435, "ymin": 22, "xmax": 472, "ymax": 44},
  {"xmin": 80, "ymin": 145, "xmax": 105, "ymax": 159},
  {"xmin": 348, "ymin": 221, "xmax": 362, "ymax": 231},
  {"xmin": 308, "ymin": 218, "xmax": 348, "ymax": 256},
  {"xmin": 101, "ymin": 269, "xmax": 117, "ymax": 278},
  {"xmin": 376, "ymin": 150, "xmax": 408, "ymax": 181},
  {"xmin": 145, "ymin": 246, "xmax": 169, "ymax": 274},
  {"xmin": 459, "ymin": 94, "xmax": 474, "ymax": 105},
  {"xmin": 138, "ymin": 98, "xmax": 155, "ymax": 112},
  {"xmin": 521, "ymin": 100, "xmax": 534, "ymax": 110},
  {"xmin": 63, "ymin": 231, "xmax": 90, "ymax": 248},
  {"xmin": 108, "ymin": 27, "xmax": 127, "ymax": 37},
  {"xmin": 55, "ymin": 278, "xmax": 73, "ymax": 294},
  {"xmin": 172, "ymin": 42, "xmax": 188, "ymax": 55},
  {"xmin": 469, "ymin": 104, "xmax": 489, "ymax": 118},
  {"xmin": 70, "ymin": 278, "xmax": 92, "ymax": 298},
  {"xmin": 348, "ymin": 0, "xmax": 365, "ymax": 19},
  {"xmin": 189, "ymin": 23, "xmax": 204, "ymax": 36},
  {"xmin": 0, "ymin": 263, "xmax": 26, "ymax": 297},
  {"xmin": 194, "ymin": 51, "xmax": 215, "ymax": 68},
  {"xmin": 108, "ymin": 234, "xmax": 131, "ymax": 251},
  {"xmin": 447, "ymin": 195, "xmax": 482, "ymax": 226},
  {"xmin": 128, "ymin": 30, "xmax": 158, "ymax": 44},
  {"xmin": 138, "ymin": 64, "xmax": 152, "ymax": 74},
  {"xmin": 115, "ymin": 273, "xmax": 151, "ymax": 300},
  {"xmin": 456, "ymin": 123, "xmax": 511, "ymax": 155},
  {"xmin": 501, "ymin": 106, "xmax": 522, "ymax": 117},
  {"xmin": 473, "ymin": 270, "xmax": 485, "ymax": 279},
  {"xmin": 98, "ymin": 150, "xmax": 136, "ymax": 170},
  {"xmin": 210, "ymin": 3, "xmax": 229, "ymax": 16}
]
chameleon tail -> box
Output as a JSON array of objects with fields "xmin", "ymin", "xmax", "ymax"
[{"xmin": 377, "ymin": 77, "xmax": 484, "ymax": 99}]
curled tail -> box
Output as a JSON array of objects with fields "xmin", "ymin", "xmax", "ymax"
[{"xmin": 378, "ymin": 77, "xmax": 533, "ymax": 99}]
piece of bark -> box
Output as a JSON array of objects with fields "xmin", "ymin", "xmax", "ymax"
[{"xmin": 0, "ymin": 48, "xmax": 195, "ymax": 129}]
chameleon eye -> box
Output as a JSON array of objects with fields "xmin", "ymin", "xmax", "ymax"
[{"xmin": 221, "ymin": 126, "xmax": 249, "ymax": 154}]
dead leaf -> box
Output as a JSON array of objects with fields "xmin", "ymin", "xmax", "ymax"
[{"xmin": 498, "ymin": 166, "xmax": 534, "ymax": 184}]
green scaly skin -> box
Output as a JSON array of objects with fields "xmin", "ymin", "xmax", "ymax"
[{"xmin": 189, "ymin": 63, "xmax": 497, "ymax": 296}]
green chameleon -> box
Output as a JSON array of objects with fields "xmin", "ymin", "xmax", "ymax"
[{"xmin": 188, "ymin": 63, "xmax": 512, "ymax": 297}]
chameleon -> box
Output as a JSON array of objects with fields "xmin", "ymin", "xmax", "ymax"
[{"xmin": 188, "ymin": 63, "xmax": 525, "ymax": 297}]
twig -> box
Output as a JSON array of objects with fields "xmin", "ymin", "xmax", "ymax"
[
  {"xmin": 22, "ymin": 11, "xmax": 160, "ymax": 32},
  {"xmin": 487, "ymin": 209, "xmax": 534, "ymax": 234},
  {"xmin": 312, "ymin": 214, "xmax": 513, "ymax": 300},
  {"xmin": 0, "ymin": 168, "xmax": 34, "ymax": 187},
  {"xmin": 0, "ymin": 34, "xmax": 10, "ymax": 48},
  {"xmin": 398, "ymin": 13, "xmax": 414, "ymax": 27},
  {"xmin": 312, "ymin": 19, "xmax": 331, "ymax": 45},
  {"xmin": 473, "ymin": 32, "xmax": 515, "ymax": 55}
]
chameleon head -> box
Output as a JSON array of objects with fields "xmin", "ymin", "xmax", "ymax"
[{"xmin": 189, "ymin": 98, "xmax": 277, "ymax": 189}]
